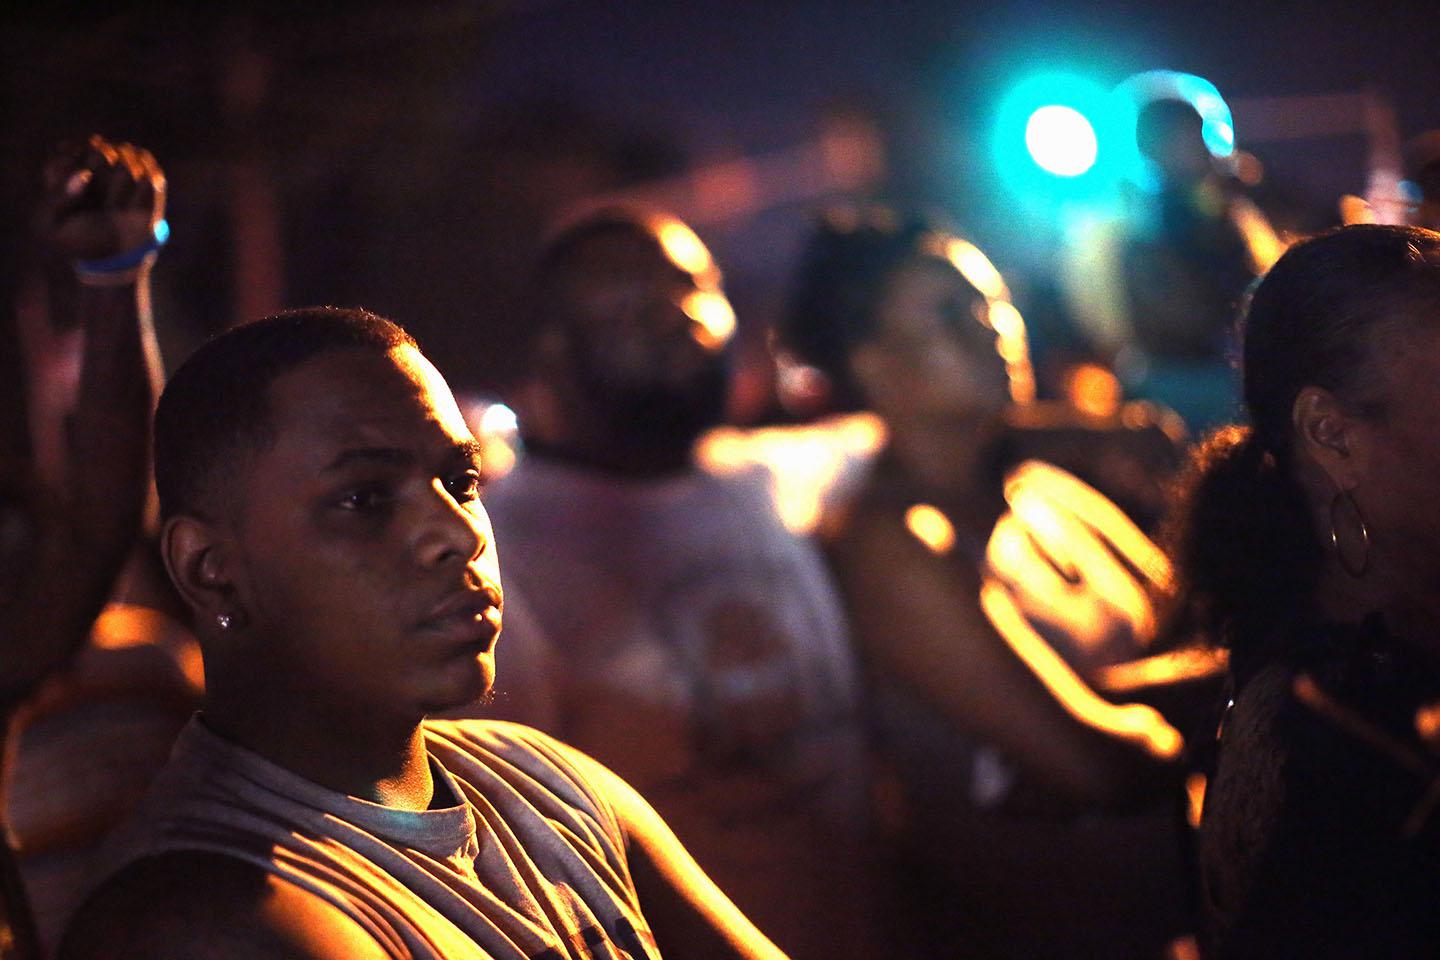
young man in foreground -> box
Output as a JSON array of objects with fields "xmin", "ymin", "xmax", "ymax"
[{"xmin": 61, "ymin": 308, "xmax": 784, "ymax": 960}]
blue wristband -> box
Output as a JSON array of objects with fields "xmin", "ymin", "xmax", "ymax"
[{"xmin": 74, "ymin": 219, "xmax": 170, "ymax": 275}]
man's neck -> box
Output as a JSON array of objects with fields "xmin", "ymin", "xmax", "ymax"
[{"xmin": 202, "ymin": 686, "xmax": 435, "ymax": 812}]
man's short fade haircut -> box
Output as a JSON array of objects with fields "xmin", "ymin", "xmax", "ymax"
[{"xmin": 155, "ymin": 306, "xmax": 416, "ymax": 520}]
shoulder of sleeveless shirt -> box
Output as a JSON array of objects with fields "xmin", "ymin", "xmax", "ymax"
[
  {"xmin": 423, "ymin": 719, "xmax": 627, "ymax": 837},
  {"xmin": 60, "ymin": 850, "xmax": 394, "ymax": 960}
]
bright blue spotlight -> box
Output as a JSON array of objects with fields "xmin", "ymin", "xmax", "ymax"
[
  {"xmin": 1025, "ymin": 105, "xmax": 1098, "ymax": 177},
  {"xmin": 993, "ymin": 72, "xmax": 1131, "ymax": 214}
]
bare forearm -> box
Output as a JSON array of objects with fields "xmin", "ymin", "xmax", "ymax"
[
  {"xmin": 837, "ymin": 518, "xmax": 1141, "ymax": 803},
  {"xmin": 0, "ymin": 273, "xmax": 159, "ymax": 709},
  {"xmin": 70, "ymin": 272, "xmax": 160, "ymax": 551}
]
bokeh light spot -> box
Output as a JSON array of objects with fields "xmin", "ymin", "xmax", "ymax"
[{"xmin": 1025, "ymin": 105, "xmax": 1098, "ymax": 177}]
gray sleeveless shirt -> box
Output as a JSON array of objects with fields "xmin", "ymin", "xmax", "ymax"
[{"xmin": 84, "ymin": 717, "xmax": 660, "ymax": 959}]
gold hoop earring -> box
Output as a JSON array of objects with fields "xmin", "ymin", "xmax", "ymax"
[{"xmin": 1329, "ymin": 488, "xmax": 1371, "ymax": 578}]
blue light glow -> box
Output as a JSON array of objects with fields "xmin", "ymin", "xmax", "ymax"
[
  {"xmin": 992, "ymin": 72, "xmax": 1134, "ymax": 213},
  {"xmin": 1114, "ymin": 70, "xmax": 1237, "ymax": 188}
]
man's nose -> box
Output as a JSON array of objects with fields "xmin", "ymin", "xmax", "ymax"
[{"xmin": 415, "ymin": 479, "xmax": 486, "ymax": 568}]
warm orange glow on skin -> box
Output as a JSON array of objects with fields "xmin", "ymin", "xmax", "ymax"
[
  {"xmin": 985, "ymin": 301, "xmax": 1035, "ymax": 405},
  {"xmin": 1092, "ymin": 647, "xmax": 1228, "ymax": 694},
  {"xmin": 1185, "ymin": 772, "xmax": 1208, "ymax": 830},
  {"xmin": 1005, "ymin": 461, "xmax": 1174, "ymax": 594},
  {"xmin": 979, "ymin": 579, "xmax": 1185, "ymax": 761},
  {"xmin": 1232, "ymin": 196, "xmax": 1286, "ymax": 273},
  {"xmin": 920, "ymin": 232, "xmax": 1034, "ymax": 405},
  {"xmin": 986, "ymin": 461, "xmax": 1173, "ymax": 670},
  {"xmin": 682, "ymin": 289, "xmax": 737, "ymax": 351},
  {"xmin": 656, "ymin": 219, "xmax": 716, "ymax": 278},
  {"xmin": 904, "ymin": 503, "xmax": 957, "ymax": 556},
  {"xmin": 89, "ymin": 602, "xmax": 206, "ymax": 692},
  {"xmin": 943, "ymin": 237, "xmax": 1010, "ymax": 302},
  {"xmin": 975, "ymin": 460, "xmax": 1186, "ymax": 760}
]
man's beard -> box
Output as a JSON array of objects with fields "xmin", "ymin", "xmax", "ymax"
[{"xmin": 576, "ymin": 360, "xmax": 730, "ymax": 453}]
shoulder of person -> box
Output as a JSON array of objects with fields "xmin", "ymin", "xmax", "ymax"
[
  {"xmin": 427, "ymin": 719, "xmax": 623, "ymax": 809},
  {"xmin": 426, "ymin": 716, "xmax": 577, "ymax": 766},
  {"xmin": 61, "ymin": 851, "xmax": 392, "ymax": 960}
]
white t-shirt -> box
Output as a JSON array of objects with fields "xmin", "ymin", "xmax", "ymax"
[
  {"xmin": 485, "ymin": 456, "xmax": 862, "ymax": 823},
  {"xmin": 484, "ymin": 456, "xmax": 873, "ymax": 956}
]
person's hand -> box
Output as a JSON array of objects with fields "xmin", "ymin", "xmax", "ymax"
[
  {"xmin": 35, "ymin": 135, "xmax": 166, "ymax": 264},
  {"xmin": 984, "ymin": 460, "xmax": 1174, "ymax": 673}
]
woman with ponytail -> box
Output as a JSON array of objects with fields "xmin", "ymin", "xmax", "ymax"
[{"xmin": 1174, "ymin": 225, "xmax": 1440, "ymax": 957}]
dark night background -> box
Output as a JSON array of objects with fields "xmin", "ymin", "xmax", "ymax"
[{"xmin": 4, "ymin": 0, "xmax": 1438, "ymax": 403}]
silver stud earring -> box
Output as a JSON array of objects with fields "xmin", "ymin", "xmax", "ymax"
[{"xmin": 216, "ymin": 612, "xmax": 234, "ymax": 630}]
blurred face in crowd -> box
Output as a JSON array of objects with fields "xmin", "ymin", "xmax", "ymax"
[
  {"xmin": 850, "ymin": 254, "xmax": 1011, "ymax": 433},
  {"xmin": 1138, "ymin": 104, "xmax": 1212, "ymax": 187},
  {"xmin": 550, "ymin": 222, "xmax": 733, "ymax": 450},
  {"xmin": 217, "ymin": 345, "xmax": 503, "ymax": 723}
]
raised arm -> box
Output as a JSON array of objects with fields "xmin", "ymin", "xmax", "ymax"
[
  {"xmin": 829, "ymin": 504, "xmax": 1157, "ymax": 806},
  {"xmin": 2, "ymin": 136, "xmax": 166, "ymax": 714},
  {"xmin": 1, "ymin": 137, "xmax": 168, "ymax": 960}
]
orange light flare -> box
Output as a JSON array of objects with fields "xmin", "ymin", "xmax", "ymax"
[
  {"xmin": 987, "ymin": 510, "xmax": 1119, "ymax": 658},
  {"xmin": 979, "ymin": 579, "xmax": 1185, "ymax": 762},
  {"xmin": 989, "ymin": 461, "xmax": 1173, "ymax": 663},
  {"xmin": 1092, "ymin": 646, "xmax": 1229, "ymax": 695},
  {"xmin": 1005, "ymin": 461, "xmax": 1174, "ymax": 593},
  {"xmin": 943, "ymin": 237, "xmax": 1010, "ymax": 302},
  {"xmin": 904, "ymin": 503, "xmax": 957, "ymax": 556},
  {"xmin": 656, "ymin": 218, "xmax": 718, "ymax": 279},
  {"xmin": 1417, "ymin": 702, "xmax": 1440, "ymax": 753},
  {"xmin": 977, "ymin": 460, "xmax": 1186, "ymax": 760},
  {"xmin": 1066, "ymin": 362, "xmax": 1123, "ymax": 419},
  {"xmin": 1184, "ymin": 772, "xmax": 1208, "ymax": 830},
  {"xmin": 921, "ymin": 233, "xmax": 1035, "ymax": 405},
  {"xmin": 682, "ymin": 289, "xmax": 737, "ymax": 352},
  {"xmin": 697, "ymin": 412, "xmax": 888, "ymax": 534},
  {"xmin": 987, "ymin": 301, "xmax": 1036, "ymax": 405}
]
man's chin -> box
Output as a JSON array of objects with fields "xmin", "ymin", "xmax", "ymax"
[{"xmin": 423, "ymin": 653, "xmax": 497, "ymax": 718}]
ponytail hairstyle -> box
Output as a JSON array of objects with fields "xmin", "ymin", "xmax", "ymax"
[{"xmin": 1168, "ymin": 225, "xmax": 1440, "ymax": 663}]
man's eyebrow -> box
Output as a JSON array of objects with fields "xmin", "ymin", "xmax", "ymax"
[
  {"xmin": 321, "ymin": 439, "xmax": 483, "ymax": 473},
  {"xmin": 322, "ymin": 447, "xmax": 415, "ymax": 472}
]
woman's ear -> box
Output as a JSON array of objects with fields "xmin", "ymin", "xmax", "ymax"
[
  {"xmin": 160, "ymin": 514, "xmax": 237, "ymax": 630},
  {"xmin": 1292, "ymin": 386, "xmax": 1361, "ymax": 489}
]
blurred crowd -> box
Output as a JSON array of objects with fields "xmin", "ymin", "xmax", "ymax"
[{"xmin": 5, "ymin": 83, "xmax": 1440, "ymax": 960}]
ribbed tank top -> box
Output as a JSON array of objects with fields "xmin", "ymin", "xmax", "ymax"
[{"xmin": 84, "ymin": 717, "xmax": 660, "ymax": 959}]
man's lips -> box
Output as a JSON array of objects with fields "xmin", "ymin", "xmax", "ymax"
[{"xmin": 419, "ymin": 584, "xmax": 503, "ymax": 645}]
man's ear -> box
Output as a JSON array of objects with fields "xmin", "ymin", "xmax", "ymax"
[
  {"xmin": 1292, "ymin": 386, "xmax": 1361, "ymax": 489},
  {"xmin": 160, "ymin": 514, "xmax": 236, "ymax": 629}
]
